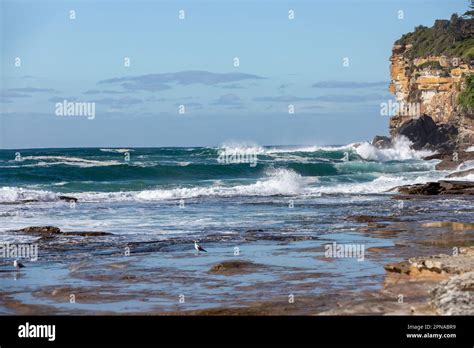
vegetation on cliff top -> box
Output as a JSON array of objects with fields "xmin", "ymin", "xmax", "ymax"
[
  {"xmin": 396, "ymin": 12, "xmax": 474, "ymax": 60},
  {"xmin": 458, "ymin": 75, "xmax": 474, "ymax": 110}
]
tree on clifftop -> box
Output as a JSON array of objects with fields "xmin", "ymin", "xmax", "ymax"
[{"xmin": 463, "ymin": 0, "xmax": 474, "ymax": 18}]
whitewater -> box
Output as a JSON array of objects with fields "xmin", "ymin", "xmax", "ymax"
[{"xmin": 0, "ymin": 138, "xmax": 456, "ymax": 204}]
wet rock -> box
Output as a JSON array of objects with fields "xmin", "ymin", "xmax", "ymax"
[
  {"xmin": 384, "ymin": 261, "xmax": 413, "ymax": 274},
  {"xmin": 345, "ymin": 215, "xmax": 379, "ymax": 223},
  {"xmin": 1, "ymin": 199, "xmax": 39, "ymax": 205},
  {"xmin": 367, "ymin": 222, "xmax": 388, "ymax": 228},
  {"xmin": 421, "ymin": 221, "xmax": 474, "ymax": 231},
  {"xmin": 371, "ymin": 135, "xmax": 392, "ymax": 149},
  {"xmin": 16, "ymin": 226, "xmax": 62, "ymax": 235},
  {"xmin": 438, "ymin": 180, "xmax": 474, "ymax": 194},
  {"xmin": 424, "ymin": 152, "xmax": 450, "ymax": 161},
  {"xmin": 398, "ymin": 182, "xmax": 443, "ymax": 195},
  {"xmin": 208, "ymin": 260, "xmax": 262, "ymax": 275},
  {"xmin": 397, "ymin": 180, "xmax": 474, "ymax": 195},
  {"xmin": 367, "ymin": 247, "xmax": 390, "ymax": 253},
  {"xmin": 58, "ymin": 195, "xmax": 78, "ymax": 203},
  {"xmin": 345, "ymin": 215, "xmax": 398, "ymax": 223},
  {"xmin": 447, "ymin": 168, "xmax": 474, "ymax": 178},
  {"xmin": 14, "ymin": 226, "xmax": 112, "ymax": 238},
  {"xmin": 245, "ymin": 229, "xmax": 264, "ymax": 233},
  {"xmin": 430, "ymin": 271, "xmax": 474, "ymax": 315},
  {"xmin": 396, "ymin": 115, "xmax": 457, "ymax": 151},
  {"xmin": 385, "ymin": 247, "xmax": 474, "ymax": 276},
  {"xmin": 243, "ymin": 229, "xmax": 317, "ymax": 242},
  {"xmin": 434, "ymin": 151, "xmax": 474, "ymax": 170},
  {"xmin": 62, "ymin": 231, "xmax": 112, "ymax": 236},
  {"xmin": 38, "ymin": 286, "xmax": 135, "ymax": 304}
]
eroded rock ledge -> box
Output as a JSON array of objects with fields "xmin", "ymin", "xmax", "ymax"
[
  {"xmin": 396, "ymin": 180, "xmax": 474, "ymax": 195},
  {"xmin": 385, "ymin": 247, "xmax": 474, "ymax": 276},
  {"xmin": 13, "ymin": 226, "xmax": 112, "ymax": 237},
  {"xmin": 385, "ymin": 247, "xmax": 474, "ymax": 315}
]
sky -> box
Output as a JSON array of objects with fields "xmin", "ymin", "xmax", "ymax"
[{"xmin": 0, "ymin": 0, "xmax": 469, "ymax": 148}]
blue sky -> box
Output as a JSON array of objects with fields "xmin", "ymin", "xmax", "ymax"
[{"xmin": 0, "ymin": 0, "xmax": 469, "ymax": 148}]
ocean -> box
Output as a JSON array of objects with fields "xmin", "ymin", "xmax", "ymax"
[
  {"xmin": 0, "ymin": 140, "xmax": 445, "ymax": 240},
  {"xmin": 1, "ymin": 140, "xmax": 472, "ymax": 313}
]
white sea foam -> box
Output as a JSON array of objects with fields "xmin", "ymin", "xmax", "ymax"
[
  {"xmin": 265, "ymin": 144, "xmax": 357, "ymax": 154},
  {"xmin": 221, "ymin": 139, "xmax": 434, "ymax": 163},
  {"xmin": 52, "ymin": 182, "xmax": 68, "ymax": 186},
  {"xmin": 133, "ymin": 168, "xmax": 313, "ymax": 200},
  {"xmin": 355, "ymin": 136, "xmax": 434, "ymax": 162},
  {"xmin": 0, "ymin": 169, "xmax": 314, "ymax": 203},
  {"xmin": 14, "ymin": 156, "xmax": 121, "ymax": 168},
  {"xmin": 0, "ymin": 167, "xmax": 443, "ymax": 204},
  {"xmin": 445, "ymin": 160, "xmax": 474, "ymax": 181},
  {"xmin": 219, "ymin": 141, "xmax": 265, "ymax": 155},
  {"xmin": 99, "ymin": 148, "xmax": 133, "ymax": 153},
  {"xmin": 307, "ymin": 173, "xmax": 442, "ymax": 195},
  {"xmin": 0, "ymin": 187, "xmax": 58, "ymax": 203},
  {"xmin": 453, "ymin": 173, "xmax": 474, "ymax": 181},
  {"xmin": 220, "ymin": 142, "xmax": 357, "ymax": 156}
]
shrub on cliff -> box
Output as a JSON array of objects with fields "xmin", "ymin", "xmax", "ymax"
[
  {"xmin": 458, "ymin": 75, "xmax": 474, "ymax": 110},
  {"xmin": 396, "ymin": 13, "xmax": 474, "ymax": 60}
]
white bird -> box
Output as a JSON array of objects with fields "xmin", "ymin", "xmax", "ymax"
[
  {"xmin": 13, "ymin": 260, "xmax": 25, "ymax": 269},
  {"xmin": 194, "ymin": 240, "xmax": 207, "ymax": 253}
]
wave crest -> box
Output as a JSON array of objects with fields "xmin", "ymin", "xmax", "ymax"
[{"xmin": 356, "ymin": 136, "xmax": 434, "ymax": 162}]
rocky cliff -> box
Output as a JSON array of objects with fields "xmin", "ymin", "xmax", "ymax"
[{"xmin": 388, "ymin": 14, "xmax": 474, "ymax": 151}]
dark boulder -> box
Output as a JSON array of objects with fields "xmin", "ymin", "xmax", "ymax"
[
  {"xmin": 16, "ymin": 226, "xmax": 62, "ymax": 235},
  {"xmin": 397, "ymin": 180, "xmax": 474, "ymax": 195},
  {"xmin": 398, "ymin": 182, "xmax": 443, "ymax": 195},
  {"xmin": 58, "ymin": 195, "xmax": 78, "ymax": 203},
  {"xmin": 371, "ymin": 135, "xmax": 392, "ymax": 149},
  {"xmin": 62, "ymin": 231, "xmax": 113, "ymax": 236},
  {"xmin": 396, "ymin": 114, "xmax": 457, "ymax": 151}
]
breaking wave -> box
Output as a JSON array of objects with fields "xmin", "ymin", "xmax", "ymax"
[{"xmin": 355, "ymin": 136, "xmax": 435, "ymax": 162}]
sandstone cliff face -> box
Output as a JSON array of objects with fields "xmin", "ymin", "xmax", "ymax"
[
  {"xmin": 388, "ymin": 15, "xmax": 474, "ymax": 151},
  {"xmin": 388, "ymin": 46, "xmax": 473, "ymax": 149}
]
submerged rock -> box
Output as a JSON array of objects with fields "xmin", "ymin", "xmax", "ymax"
[
  {"xmin": 208, "ymin": 260, "xmax": 262, "ymax": 275},
  {"xmin": 14, "ymin": 226, "xmax": 112, "ymax": 237},
  {"xmin": 16, "ymin": 226, "xmax": 62, "ymax": 235},
  {"xmin": 421, "ymin": 221, "xmax": 474, "ymax": 231},
  {"xmin": 243, "ymin": 229, "xmax": 317, "ymax": 242},
  {"xmin": 58, "ymin": 195, "xmax": 78, "ymax": 203},
  {"xmin": 62, "ymin": 231, "xmax": 112, "ymax": 236},
  {"xmin": 345, "ymin": 215, "xmax": 398, "ymax": 223}
]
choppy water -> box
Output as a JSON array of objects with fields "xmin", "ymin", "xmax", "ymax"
[
  {"xmin": 0, "ymin": 138, "xmax": 466, "ymax": 243},
  {"xmin": 2, "ymin": 140, "xmax": 474, "ymax": 313}
]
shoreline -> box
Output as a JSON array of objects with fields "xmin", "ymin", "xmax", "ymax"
[
  {"xmin": 1, "ymin": 142, "xmax": 473, "ymax": 315},
  {"xmin": 1, "ymin": 197, "xmax": 472, "ymax": 315}
]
